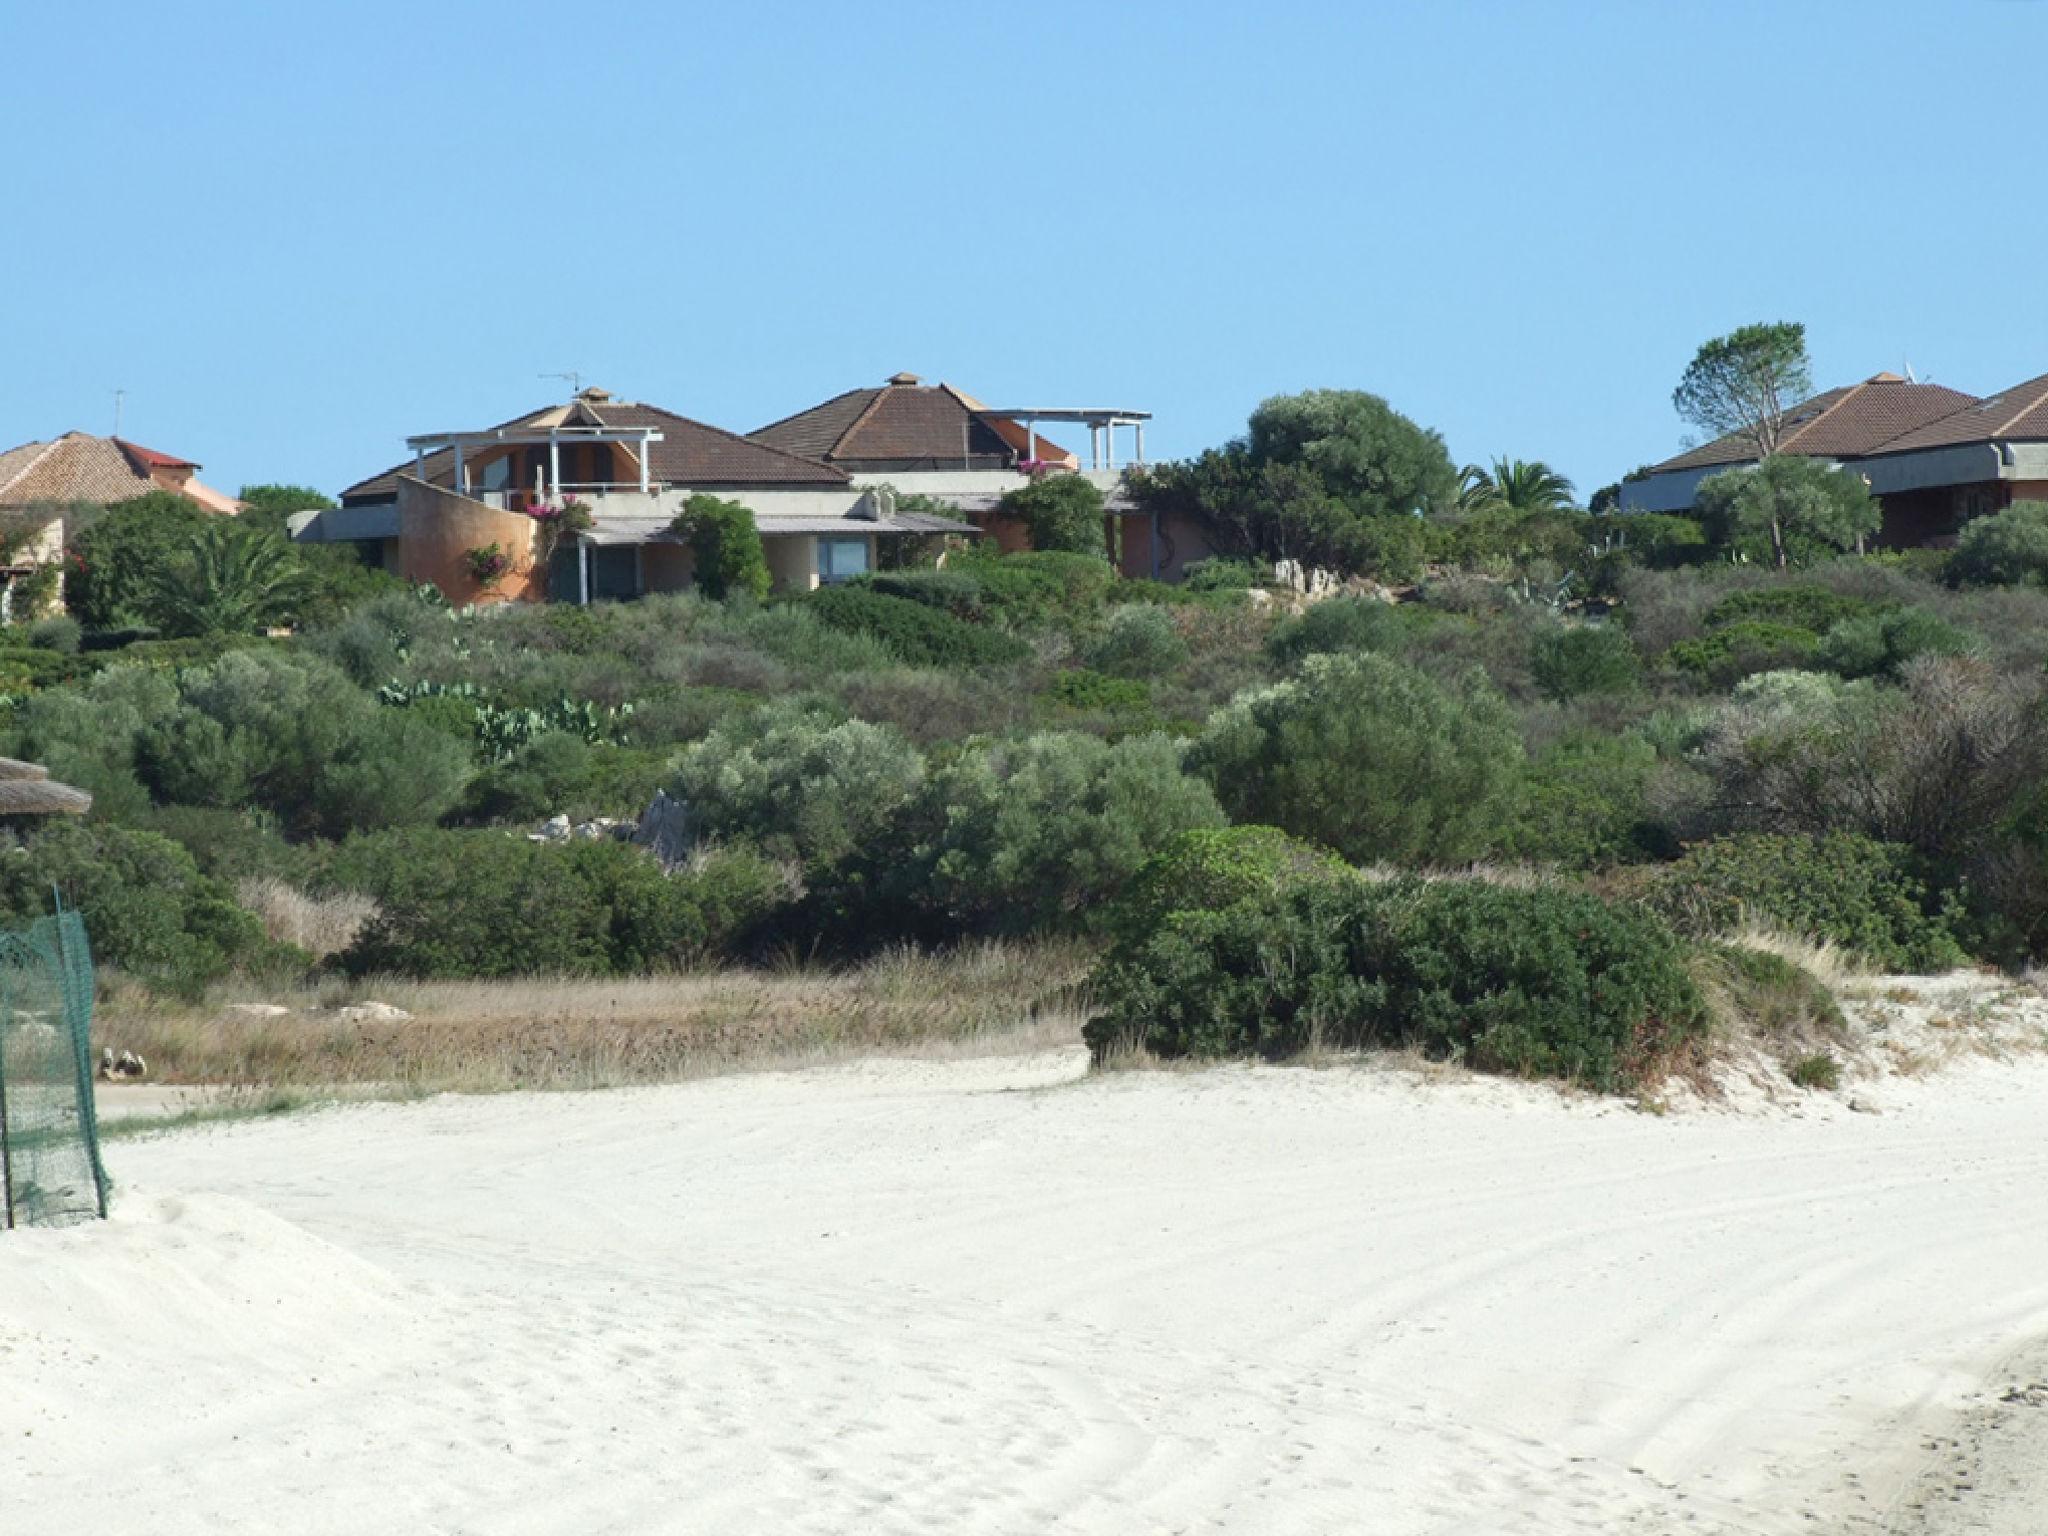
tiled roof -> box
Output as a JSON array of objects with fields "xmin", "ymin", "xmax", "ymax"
[
  {"xmin": 1651, "ymin": 375, "xmax": 1978, "ymax": 473},
  {"xmin": 0, "ymin": 431, "xmax": 236, "ymax": 509},
  {"xmin": 1863, "ymin": 371, "xmax": 2048, "ymax": 454},
  {"xmin": 339, "ymin": 394, "xmax": 849, "ymax": 503},
  {"xmin": 750, "ymin": 376, "xmax": 1073, "ymax": 468}
]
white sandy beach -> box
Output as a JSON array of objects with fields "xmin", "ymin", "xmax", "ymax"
[{"xmin": 6, "ymin": 1044, "xmax": 2048, "ymax": 1535}]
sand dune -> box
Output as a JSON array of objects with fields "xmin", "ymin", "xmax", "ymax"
[{"xmin": 5, "ymin": 1046, "xmax": 2048, "ymax": 1534}]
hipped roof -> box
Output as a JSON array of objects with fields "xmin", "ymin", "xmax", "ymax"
[{"xmin": 341, "ymin": 393, "xmax": 847, "ymax": 503}]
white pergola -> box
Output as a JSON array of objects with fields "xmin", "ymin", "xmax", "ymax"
[
  {"xmin": 977, "ymin": 406, "xmax": 1153, "ymax": 470},
  {"xmin": 405, "ymin": 423, "xmax": 666, "ymax": 497}
]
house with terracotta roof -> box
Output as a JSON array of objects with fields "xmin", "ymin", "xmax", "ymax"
[
  {"xmin": 748, "ymin": 373, "xmax": 1191, "ymax": 575},
  {"xmin": 302, "ymin": 387, "xmax": 980, "ymax": 605},
  {"xmin": 1618, "ymin": 370, "xmax": 2048, "ymax": 545},
  {"xmin": 0, "ymin": 432, "xmax": 241, "ymax": 514}
]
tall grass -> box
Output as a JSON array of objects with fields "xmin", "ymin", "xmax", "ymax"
[{"xmin": 93, "ymin": 941, "xmax": 1095, "ymax": 1096}]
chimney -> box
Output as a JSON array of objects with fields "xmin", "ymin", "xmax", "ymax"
[
  {"xmin": 887, "ymin": 372, "xmax": 921, "ymax": 387},
  {"xmin": 577, "ymin": 386, "xmax": 612, "ymax": 403}
]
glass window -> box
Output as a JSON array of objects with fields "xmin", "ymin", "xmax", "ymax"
[
  {"xmin": 816, "ymin": 536, "xmax": 870, "ymax": 585},
  {"xmin": 591, "ymin": 544, "xmax": 640, "ymax": 601}
]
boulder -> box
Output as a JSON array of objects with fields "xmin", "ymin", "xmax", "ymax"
[
  {"xmin": 338, "ymin": 1001, "xmax": 412, "ymax": 1024},
  {"xmin": 223, "ymin": 1003, "xmax": 291, "ymax": 1019}
]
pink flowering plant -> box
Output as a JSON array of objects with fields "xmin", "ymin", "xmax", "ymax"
[
  {"xmin": 528, "ymin": 497, "xmax": 594, "ymax": 562},
  {"xmin": 462, "ymin": 542, "xmax": 514, "ymax": 588}
]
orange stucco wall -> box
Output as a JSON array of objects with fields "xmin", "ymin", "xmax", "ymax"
[{"xmin": 396, "ymin": 476, "xmax": 545, "ymax": 605}]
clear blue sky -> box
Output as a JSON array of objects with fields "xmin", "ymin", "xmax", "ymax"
[{"xmin": 5, "ymin": 0, "xmax": 2043, "ymax": 501}]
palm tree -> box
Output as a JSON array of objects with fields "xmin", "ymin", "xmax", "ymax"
[
  {"xmin": 145, "ymin": 521, "xmax": 318, "ymax": 636},
  {"xmin": 1457, "ymin": 457, "xmax": 1577, "ymax": 514}
]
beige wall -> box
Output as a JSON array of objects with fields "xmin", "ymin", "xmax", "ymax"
[
  {"xmin": 397, "ymin": 476, "xmax": 544, "ymax": 605},
  {"xmin": 765, "ymin": 534, "xmax": 817, "ymax": 592}
]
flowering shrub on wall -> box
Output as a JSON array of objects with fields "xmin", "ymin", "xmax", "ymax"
[
  {"xmin": 529, "ymin": 498, "xmax": 594, "ymax": 563},
  {"xmin": 463, "ymin": 543, "xmax": 513, "ymax": 588}
]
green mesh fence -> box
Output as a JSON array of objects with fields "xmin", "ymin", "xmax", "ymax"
[{"xmin": 0, "ymin": 911, "xmax": 108, "ymax": 1229}]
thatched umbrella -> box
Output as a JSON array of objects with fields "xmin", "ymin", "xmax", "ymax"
[{"xmin": 0, "ymin": 758, "xmax": 90, "ymax": 817}]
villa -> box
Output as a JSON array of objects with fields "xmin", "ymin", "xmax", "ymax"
[
  {"xmin": 1621, "ymin": 369, "xmax": 2048, "ymax": 546},
  {"xmin": 302, "ymin": 387, "xmax": 982, "ymax": 605}
]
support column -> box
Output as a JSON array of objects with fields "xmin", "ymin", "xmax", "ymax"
[
  {"xmin": 1026, "ymin": 420, "xmax": 1037, "ymax": 462},
  {"xmin": 1135, "ymin": 422, "xmax": 1145, "ymax": 466},
  {"xmin": 579, "ymin": 539, "xmax": 591, "ymax": 606},
  {"xmin": 1102, "ymin": 422, "xmax": 1114, "ymax": 469},
  {"xmin": 637, "ymin": 434, "xmax": 651, "ymax": 492},
  {"xmin": 452, "ymin": 442, "xmax": 465, "ymax": 494},
  {"xmin": 549, "ymin": 431, "xmax": 562, "ymax": 500}
]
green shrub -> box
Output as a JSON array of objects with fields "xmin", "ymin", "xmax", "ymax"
[
  {"xmin": 889, "ymin": 730, "xmax": 1225, "ymax": 935},
  {"xmin": 1083, "ymin": 605, "xmax": 1188, "ymax": 678},
  {"xmin": 133, "ymin": 804, "xmax": 317, "ymax": 885},
  {"xmin": 137, "ymin": 651, "xmax": 472, "ymax": 837},
  {"xmin": 332, "ymin": 830, "xmax": 783, "ymax": 977},
  {"xmin": 1816, "ymin": 607, "xmax": 1974, "ymax": 679},
  {"xmin": 0, "ymin": 647, "xmax": 96, "ymax": 695},
  {"xmin": 673, "ymin": 493, "xmax": 770, "ymax": 601},
  {"xmin": 1086, "ymin": 878, "xmax": 1707, "ymax": 1089},
  {"xmin": 1182, "ymin": 557, "xmax": 1263, "ymax": 592},
  {"xmin": 669, "ymin": 703, "xmax": 925, "ymax": 871},
  {"xmin": 1192, "ymin": 651, "xmax": 1525, "ymax": 865},
  {"xmin": 1789, "ymin": 1052, "xmax": 1842, "ymax": 1091},
  {"xmin": 1264, "ymin": 596, "xmax": 1413, "ymax": 664},
  {"xmin": 1529, "ymin": 624, "xmax": 1639, "ymax": 701},
  {"xmin": 1666, "ymin": 620, "xmax": 1819, "ymax": 682},
  {"xmin": 865, "ymin": 569, "xmax": 984, "ymax": 618},
  {"xmin": 948, "ymin": 548, "xmax": 1118, "ymax": 627},
  {"xmin": 997, "ymin": 474, "xmax": 1107, "ymax": 556},
  {"xmin": 1108, "ymin": 824, "xmax": 1351, "ymax": 944},
  {"xmin": 66, "ymin": 492, "xmax": 214, "ymax": 629},
  {"xmin": 27, "ymin": 615, "xmax": 82, "ymax": 654},
  {"xmin": 1948, "ymin": 500, "xmax": 2048, "ymax": 587},
  {"xmin": 0, "ymin": 822, "xmax": 273, "ymax": 995},
  {"xmin": 803, "ymin": 585, "xmax": 1030, "ymax": 668},
  {"xmin": 1644, "ymin": 833, "xmax": 1967, "ymax": 972},
  {"xmin": 457, "ymin": 734, "xmax": 667, "ymax": 825},
  {"xmin": 1703, "ymin": 585, "xmax": 1875, "ymax": 634},
  {"xmin": 1047, "ymin": 669, "xmax": 1152, "ymax": 714},
  {"xmin": 1509, "ymin": 732, "xmax": 1660, "ymax": 869}
]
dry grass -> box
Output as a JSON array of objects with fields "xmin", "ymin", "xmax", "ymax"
[
  {"xmin": 92, "ymin": 941, "xmax": 1096, "ymax": 1096},
  {"xmin": 236, "ymin": 877, "xmax": 378, "ymax": 962}
]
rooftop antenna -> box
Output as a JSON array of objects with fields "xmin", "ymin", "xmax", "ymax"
[
  {"xmin": 112, "ymin": 388, "xmax": 125, "ymax": 438},
  {"xmin": 542, "ymin": 370, "xmax": 586, "ymax": 396},
  {"xmin": 1902, "ymin": 358, "xmax": 1921, "ymax": 385}
]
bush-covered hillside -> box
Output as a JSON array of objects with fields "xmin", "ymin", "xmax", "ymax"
[{"xmin": 9, "ymin": 391, "xmax": 2045, "ymax": 1092}]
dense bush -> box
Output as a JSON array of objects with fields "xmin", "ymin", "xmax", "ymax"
[
  {"xmin": 889, "ymin": 730, "xmax": 1224, "ymax": 935},
  {"xmin": 332, "ymin": 831, "xmax": 784, "ymax": 977},
  {"xmin": 1509, "ymin": 732, "xmax": 1660, "ymax": 869},
  {"xmin": 455, "ymin": 734, "xmax": 667, "ymax": 826},
  {"xmin": 865, "ymin": 568, "xmax": 984, "ymax": 618},
  {"xmin": 1084, "ymin": 605, "xmax": 1188, "ymax": 678},
  {"xmin": 1703, "ymin": 585, "xmax": 1875, "ymax": 635},
  {"xmin": 1948, "ymin": 500, "xmax": 2048, "ymax": 587},
  {"xmin": 1264, "ymin": 596, "xmax": 1412, "ymax": 664},
  {"xmin": 997, "ymin": 474, "xmax": 1107, "ymax": 557},
  {"xmin": 1108, "ymin": 824, "xmax": 1351, "ymax": 943},
  {"xmin": 1816, "ymin": 607, "xmax": 1974, "ymax": 679},
  {"xmin": 136, "ymin": 651, "xmax": 473, "ymax": 837},
  {"xmin": 949, "ymin": 548, "xmax": 1119, "ymax": 626},
  {"xmin": 1087, "ymin": 879, "xmax": 1707, "ymax": 1089},
  {"xmin": 803, "ymin": 586, "xmax": 1031, "ymax": 668},
  {"xmin": 1182, "ymin": 557, "xmax": 1263, "ymax": 592},
  {"xmin": 66, "ymin": 492, "xmax": 215, "ymax": 630},
  {"xmin": 669, "ymin": 703, "xmax": 924, "ymax": 871},
  {"xmin": 0, "ymin": 823, "xmax": 278, "ymax": 994},
  {"xmin": 673, "ymin": 494, "xmax": 770, "ymax": 601},
  {"xmin": 1702, "ymin": 657, "xmax": 2045, "ymax": 860},
  {"xmin": 1193, "ymin": 652, "xmax": 1524, "ymax": 865},
  {"xmin": 1666, "ymin": 620, "xmax": 1819, "ymax": 682},
  {"xmin": 1642, "ymin": 832, "xmax": 1966, "ymax": 972},
  {"xmin": 1529, "ymin": 623, "xmax": 1639, "ymax": 701}
]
